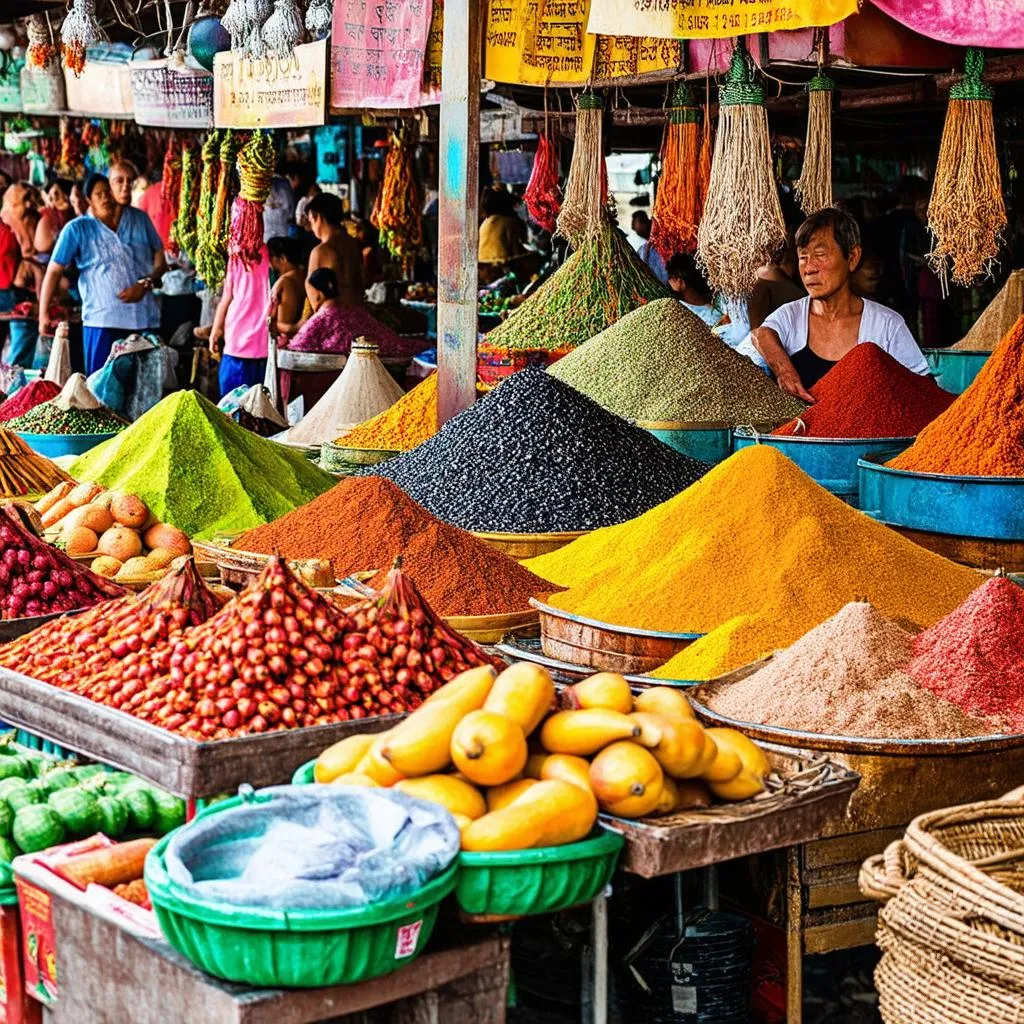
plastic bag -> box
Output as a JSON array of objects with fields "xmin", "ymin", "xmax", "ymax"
[{"xmin": 164, "ymin": 786, "xmax": 460, "ymax": 910}]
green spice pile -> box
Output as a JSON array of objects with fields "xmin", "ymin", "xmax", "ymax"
[
  {"xmin": 548, "ymin": 298, "xmax": 806, "ymax": 424},
  {"xmin": 68, "ymin": 391, "xmax": 335, "ymax": 540},
  {"xmin": 6, "ymin": 403, "xmax": 126, "ymax": 435},
  {"xmin": 480, "ymin": 226, "xmax": 669, "ymax": 354}
]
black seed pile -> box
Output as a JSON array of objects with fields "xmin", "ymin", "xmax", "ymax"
[{"xmin": 368, "ymin": 369, "xmax": 710, "ymax": 532}]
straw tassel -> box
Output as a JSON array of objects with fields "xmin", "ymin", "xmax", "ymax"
[
  {"xmin": 697, "ymin": 44, "xmax": 786, "ymax": 300},
  {"xmin": 795, "ymin": 72, "xmax": 834, "ymax": 215},
  {"xmin": 556, "ymin": 92, "xmax": 606, "ymax": 248},
  {"xmin": 305, "ymin": 0, "xmax": 332, "ymax": 40},
  {"xmin": 927, "ymin": 48, "xmax": 1006, "ymax": 291},
  {"xmin": 650, "ymin": 83, "xmax": 703, "ymax": 260},
  {"xmin": 261, "ymin": 0, "xmax": 303, "ymax": 57}
]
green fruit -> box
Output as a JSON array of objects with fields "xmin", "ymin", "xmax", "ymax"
[
  {"xmin": 6, "ymin": 786, "xmax": 42, "ymax": 812},
  {"xmin": 94, "ymin": 795, "xmax": 128, "ymax": 838},
  {"xmin": 150, "ymin": 790, "xmax": 186, "ymax": 835},
  {"xmin": 0, "ymin": 778, "xmax": 27, "ymax": 799},
  {"xmin": 124, "ymin": 789, "xmax": 155, "ymax": 832},
  {"xmin": 0, "ymin": 802, "xmax": 13, "ymax": 839},
  {"xmin": 0, "ymin": 757, "xmax": 31, "ymax": 782},
  {"xmin": 48, "ymin": 789, "xmax": 99, "ymax": 837},
  {"xmin": 71, "ymin": 766, "xmax": 106, "ymax": 783},
  {"xmin": 12, "ymin": 805, "xmax": 64, "ymax": 853}
]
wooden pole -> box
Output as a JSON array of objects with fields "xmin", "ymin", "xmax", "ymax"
[{"xmin": 436, "ymin": 0, "xmax": 481, "ymax": 424}]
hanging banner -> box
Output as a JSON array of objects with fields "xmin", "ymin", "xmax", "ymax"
[
  {"xmin": 130, "ymin": 59, "xmax": 213, "ymax": 129},
  {"xmin": 586, "ymin": 0, "xmax": 858, "ymax": 41},
  {"xmin": 214, "ymin": 39, "xmax": 327, "ymax": 128},
  {"xmin": 485, "ymin": 0, "xmax": 681, "ymax": 85},
  {"xmin": 329, "ymin": 0, "xmax": 438, "ymax": 109},
  {"xmin": 868, "ymin": 0, "xmax": 1024, "ymax": 48}
]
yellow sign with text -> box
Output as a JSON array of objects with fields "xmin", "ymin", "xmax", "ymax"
[
  {"xmin": 485, "ymin": 0, "xmax": 679, "ymax": 85},
  {"xmin": 586, "ymin": 0, "xmax": 858, "ymax": 40}
]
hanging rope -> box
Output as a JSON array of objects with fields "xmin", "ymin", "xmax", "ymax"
[
  {"xmin": 795, "ymin": 70, "xmax": 834, "ymax": 214},
  {"xmin": 697, "ymin": 43, "xmax": 786, "ymax": 300},
  {"xmin": 650, "ymin": 82, "xmax": 703, "ymax": 260},
  {"xmin": 556, "ymin": 92, "xmax": 606, "ymax": 248},
  {"xmin": 927, "ymin": 48, "xmax": 1006, "ymax": 291}
]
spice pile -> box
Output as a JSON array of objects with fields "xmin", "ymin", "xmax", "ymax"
[
  {"xmin": 480, "ymin": 227, "xmax": 669, "ymax": 357},
  {"xmin": 888, "ymin": 315, "xmax": 1024, "ymax": 475},
  {"xmin": 373, "ymin": 369, "xmax": 709, "ymax": 532},
  {"xmin": 284, "ymin": 340, "xmax": 404, "ymax": 447},
  {"xmin": 7, "ymin": 375, "xmax": 126, "ymax": 435},
  {"xmin": 0, "ymin": 381, "xmax": 59, "ymax": 424},
  {"xmin": 0, "ymin": 558, "xmax": 221, "ymax": 689},
  {"xmin": 0, "ymin": 502, "xmax": 124, "ymax": 620},
  {"xmin": 548, "ymin": 299, "xmax": 805, "ymax": 425},
  {"xmin": 772, "ymin": 343, "xmax": 955, "ymax": 438},
  {"xmin": 336, "ymin": 373, "xmax": 438, "ymax": 452},
  {"xmin": 954, "ymin": 269, "xmax": 1024, "ymax": 352},
  {"xmin": 234, "ymin": 476, "xmax": 555, "ymax": 617},
  {"xmin": 68, "ymin": 391, "xmax": 335, "ymax": 540},
  {"xmin": 47, "ymin": 557, "xmax": 497, "ymax": 739},
  {"xmin": 705, "ymin": 602, "xmax": 998, "ymax": 739},
  {"xmin": 288, "ymin": 306, "xmax": 428, "ymax": 361},
  {"xmin": 907, "ymin": 577, "xmax": 1024, "ymax": 731},
  {"xmin": 525, "ymin": 444, "xmax": 980, "ymax": 679},
  {"xmin": 0, "ymin": 430, "xmax": 70, "ymax": 497}
]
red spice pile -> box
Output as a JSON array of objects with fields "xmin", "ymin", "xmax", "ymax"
[
  {"xmin": 234, "ymin": 476, "xmax": 557, "ymax": 616},
  {"xmin": 773, "ymin": 343, "xmax": 955, "ymax": 438},
  {"xmin": 0, "ymin": 380, "xmax": 60, "ymax": 424},
  {"xmin": 907, "ymin": 577, "xmax": 1024, "ymax": 732}
]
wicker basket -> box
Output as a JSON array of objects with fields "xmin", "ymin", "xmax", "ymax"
[{"xmin": 862, "ymin": 795, "xmax": 1024, "ymax": 1023}]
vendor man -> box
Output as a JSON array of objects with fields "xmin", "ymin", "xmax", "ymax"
[{"xmin": 751, "ymin": 208, "xmax": 927, "ymax": 402}]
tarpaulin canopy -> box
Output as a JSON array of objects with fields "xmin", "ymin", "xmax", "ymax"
[{"xmin": 868, "ymin": 0, "xmax": 1024, "ymax": 49}]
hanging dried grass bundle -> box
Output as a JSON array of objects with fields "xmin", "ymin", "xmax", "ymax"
[
  {"xmin": 927, "ymin": 48, "xmax": 1006, "ymax": 291},
  {"xmin": 697, "ymin": 103, "xmax": 712, "ymax": 214},
  {"xmin": 697, "ymin": 45, "xmax": 786, "ymax": 301},
  {"xmin": 649, "ymin": 83, "xmax": 702, "ymax": 260},
  {"xmin": 795, "ymin": 72, "xmax": 834, "ymax": 214},
  {"xmin": 556, "ymin": 92, "xmax": 606, "ymax": 248}
]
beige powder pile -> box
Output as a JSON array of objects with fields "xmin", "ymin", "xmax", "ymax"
[{"xmin": 707, "ymin": 602, "xmax": 1001, "ymax": 739}]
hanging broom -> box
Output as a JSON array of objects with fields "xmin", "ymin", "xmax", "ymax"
[
  {"xmin": 649, "ymin": 83, "xmax": 702, "ymax": 260},
  {"xmin": 795, "ymin": 70, "xmax": 834, "ymax": 214},
  {"xmin": 927, "ymin": 48, "xmax": 1006, "ymax": 291},
  {"xmin": 556, "ymin": 92, "xmax": 606, "ymax": 248},
  {"xmin": 697, "ymin": 43, "xmax": 786, "ymax": 300}
]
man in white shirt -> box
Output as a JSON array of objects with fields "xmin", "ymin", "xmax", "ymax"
[{"xmin": 751, "ymin": 208, "xmax": 926, "ymax": 402}]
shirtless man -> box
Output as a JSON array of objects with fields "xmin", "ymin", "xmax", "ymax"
[
  {"xmin": 304, "ymin": 192, "xmax": 363, "ymax": 310},
  {"xmin": 266, "ymin": 236, "xmax": 306, "ymax": 341}
]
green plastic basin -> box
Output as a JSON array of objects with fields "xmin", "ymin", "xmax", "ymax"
[
  {"xmin": 292, "ymin": 759, "xmax": 316, "ymax": 785},
  {"xmin": 145, "ymin": 798, "xmax": 459, "ymax": 987},
  {"xmin": 456, "ymin": 826, "xmax": 623, "ymax": 918}
]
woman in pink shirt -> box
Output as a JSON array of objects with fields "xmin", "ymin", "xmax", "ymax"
[{"xmin": 210, "ymin": 240, "xmax": 271, "ymax": 397}]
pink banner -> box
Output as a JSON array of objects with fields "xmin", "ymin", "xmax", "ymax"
[
  {"xmin": 330, "ymin": 0, "xmax": 437, "ymax": 109},
  {"xmin": 868, "ymin": 0, "xmax": 1024, "ymax": 48}
]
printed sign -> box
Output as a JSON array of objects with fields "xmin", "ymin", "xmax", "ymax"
[
  {"xmin": 395, "ymin": 919, "xmax": 423, "ymax": 958},
  {"xmin": 484, "ymin": 0, "xmax": 680, "ymax": 85},
  {"xmin": 330, "ymin": 0, "xmax": 438, "ymax": 109},
  {"xmin": 214, "ymin": 39, "xmax": 327, "ymax": 128},
  {"xmin": 131, "ymin": 59, "xmax": 213, "ymax": 128},
  {"xmin": 586, "ymin": 0, "xmax": 859, "ymax": 40},
  {"xmin": 64, "ymin": 60, "xmax": 134, "ymax": 116}
]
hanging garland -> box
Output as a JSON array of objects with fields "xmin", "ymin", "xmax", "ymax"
[
  {"xmin": 160, "ymin": 138, "xmax": 184, "ymax": 259},
  {"xmin": 556, "ymin": 92, "xmax": 606, "ymax": 248},
  {"xmin": 524, "ymin": 132, "xmax": 561, "ymax": 234},
  {"xmin": 26, "ymin": 15, "xmax": 56, "ymax": 71},
  {"xmin": 194, "ymin": 131, "xmax": 223, "ymax": 286},
  {"xmin": 649, "ymin": 83, "xmax": 704, "ymax": 261},
  {"xmin": 172, "ymin": 142, "xmax": 202, "ymax": 260},
  {"xmin": 697, "ymin": 44, "xmax": 786, "ymax": 300},
  {"xmin": 196, "ymin": 129, "xmax": 243, "ymax": 289},
  {"xmin": 927, "ymin": 48, "xmax": 1006, "ymax": 290},
  {"xmin": 61, "ymin": 0, "xmax": 101, "ymax": 76},
  {"xmin": 371, "ymin": 129, "xmax": 423, "ymax": 273},
  {"xmin": 795, "ymin": 71, "xmax": 834, "ymax": 215},
  {"xmin": 229, "ymin": 131, "xmax": 276, "ymax": 265}
]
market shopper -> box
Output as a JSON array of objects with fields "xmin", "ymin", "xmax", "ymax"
[
  {"xmin": 33, "ymin": 178, "xmax": 75, "ymax": 261},
  {"xmin": 666, "ymin": 252, "xmax": 725, "ymax": 328},
  {"xmin": 751, "ymin": 208, "xmax": 927, "ymax": 401},
  {"xmin": 305, "ymin": 192, "xmax": 363, "ymax": 308},
  {"xmin": 748, "ymin": 241, "xmax": 804, "ymax": 329},
  {"xmin": 267, "ymin": 236, "xmax": 306, "ymax": 341},
  {"xmin": 38, "ymin": 173, "xmax": 165, "ymax": 374},
  {"xmin": 284, "ymin": 268, "xmax": 344, "ymax": 352}
]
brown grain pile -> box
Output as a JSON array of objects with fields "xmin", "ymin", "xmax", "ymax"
[{"xmin": 706, "ymin": 602, "xmax": 1000, "ymax": 739}]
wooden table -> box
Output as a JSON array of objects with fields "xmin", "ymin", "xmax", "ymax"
[{"xmin": 40, "ymin": 890, "xmax": 508, "ymax": 1024}]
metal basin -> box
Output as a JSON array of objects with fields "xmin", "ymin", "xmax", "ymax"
[{"xmin": 923, "ymin": 348, "xmax": 989, "ymax": 394}]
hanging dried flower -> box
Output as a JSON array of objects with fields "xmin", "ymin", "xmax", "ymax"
[{"xmin": 61, "ymin": 0, "xmax": 101, "ymax": 76}]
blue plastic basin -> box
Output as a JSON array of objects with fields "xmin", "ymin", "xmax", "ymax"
[
  {"xmin": 15, "ymin": 431, "xmax": 118, "ymax": 459},
  {"xmin": 639, "ymin": 424, "xmax": 734, "ymax": 465},
  {"xmin": 923, "ymin": 349, "xmax": 989, "ymax": 395},
  {"xmin": 858, "ymin": 450, "xmax": 1024, "ymax": 541},
  {"xmin": 733, "ymin": 431, "xmax": 913, "ymax": 507}
]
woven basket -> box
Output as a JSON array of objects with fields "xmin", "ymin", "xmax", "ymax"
[{"xmin": 862, "ymin": 794, "xmax": 1024, "ymax": 1023}]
